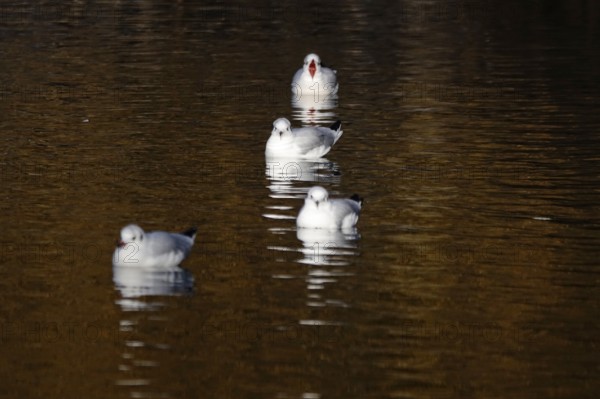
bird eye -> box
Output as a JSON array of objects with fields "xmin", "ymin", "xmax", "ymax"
[{"xmin": 131, "ymin": 236, "xmax": 136, "ymax": 240}]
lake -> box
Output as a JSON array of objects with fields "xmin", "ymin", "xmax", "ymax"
[{"xmin": 0, "ymin": 1, "xmax": 598, "ymax": 398}]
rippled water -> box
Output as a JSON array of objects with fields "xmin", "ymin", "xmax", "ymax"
[{"xmin": 1, "ymin": 1, "xmax": 599, "ymax": 398}]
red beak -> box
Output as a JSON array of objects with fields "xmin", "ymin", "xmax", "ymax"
[
  {"xmin": 309, "ymin": 60, "xmax": 316, "ymax": 78},
  {"xmin": 116, "ymin": 239, "xmax": 125, "ymax": 248}
]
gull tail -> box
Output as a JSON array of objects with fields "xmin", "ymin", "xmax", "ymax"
[
  {"xmin": 329, "ymin": 120, "xmax": 343, "ymax": 143},
  {"xmin": 329, "ymin": 120, "xmax": 341, "ymax": 131},
  {"xmin": 350, "ymin": 194, "xmax": 363, "ymax": 207},
  {"xmin": 181, "ymin": 227, "xmax": 198, "ymax": 240}
]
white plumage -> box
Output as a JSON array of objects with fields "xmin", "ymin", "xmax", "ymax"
[
  {"xmin": 265, "ymin": 117, "xmax": 343, "ymax": 159},
  {"xmin": 112, "ymin": 224, "xmax": 197, "ymax": 268},
  {"xmin": 297, "ymin": 186, "xmax": 362, "ymax": 230},
  {"xmin": 292, "ymin": 53, "xmax": 338, "ymax": 100}
]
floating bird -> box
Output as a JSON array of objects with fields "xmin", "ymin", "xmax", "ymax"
[
  {"xmin": 112, "ymin": 224, "xmax": 197, "ymax": 268},
  {"xmin": 266, "ymin": 117, "xmax": 343, "ymax": 159},
  {"xmin": 297, "ymin": 186, "xmax": 362, "ymax": 229},
  {"xmin": 292, "ymin": 53, "xmax": 338, "ymax": 99}
]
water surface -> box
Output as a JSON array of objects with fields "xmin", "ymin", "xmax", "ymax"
[{"xmin": 1, "ymin": 1, "xmax": 599, "ymax": 398}]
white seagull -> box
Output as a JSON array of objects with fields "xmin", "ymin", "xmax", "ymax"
[
  {"xmin": 297, "ymin": 186, "xmax": 362, "ymax": 230},
  {"xmin": 292, "ymin": 53, "xmax": 338, "ymax": 99},
  {"xmin": 112, "ymin": 224, "xmax": 197, "ymax": 268},
  {"xmin": 265, "ymin": 117, "xmax": 343, "ymax": 159}
]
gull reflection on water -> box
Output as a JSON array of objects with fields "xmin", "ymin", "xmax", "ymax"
[
  {"xmin": 112, "ymin": 264, "xmax": 195, "ymax": 397},
  {"xmin": 267, "ymin": 227, "xmax": 360, "ymax": 320},
  {"xmin": 295, "ymin": 228, "xmax": 360, "ymax": 322},
  {"xmin": 265, "ymin": 157, "xmax": 341, "ymax": 182},
  {"xmin": 292, "ymin": 92, "xmax": 338, "ymax": 126},
  {"xmin": 113, "ymin": 265, "xmax": 195, "ymax": 311},
  {"xmin": 296, "ymin": 228, "xmax": 360, "ymax": 267},
  {"xmin": 265, "ymin": 157, "xmax": 340, "ymax": 195}
]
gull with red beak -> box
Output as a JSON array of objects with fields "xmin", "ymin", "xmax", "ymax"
[
  {"xmin": 265, "ymin": 117, "xmax": 343, "ymax": 159},
  {"xmin": 297, "ymin": 186, "xmax": 362, "ymax": 230},
  {"xmin": 292, "ymin": 53, "xmax": 338, "ymax": 100},
  {"xmin": 112, "ymin": 224, "xmax": 197, "ymax": 268}
]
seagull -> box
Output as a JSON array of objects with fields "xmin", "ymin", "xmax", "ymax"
[
  {"xmin": 265, "ymin": 117, "xmax": 343, "ymax": 159},
  {"xmin": 112, "ymin": 224, "xmax": 197, "ymax": 268},
  {"xmin": 297, "ymin": 186, "xmax": 362, "ymax": 230},
  {"xmin": 292, "ymin": 53, "xmax": 339, "ymax": 99}
]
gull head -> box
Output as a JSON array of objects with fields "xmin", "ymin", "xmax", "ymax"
[
  {"xmin": 307, "ymin": 186, "xmax": 329, "ymax": 208},
  {"xmin": 303, "ymin": 53, "xmax": 321, "ymax": 78},
  {"xmin": 272, "ymin": 117, "xmax": 293, "ymax": 139},
  {"xmin": 117, "ymin": 224, "xmax": 145, "ymax": 248}
]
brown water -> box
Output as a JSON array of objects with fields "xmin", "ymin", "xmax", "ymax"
[{"xmin": 1, "ymin": 1, "xmax": 599, "ymax": 398}]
